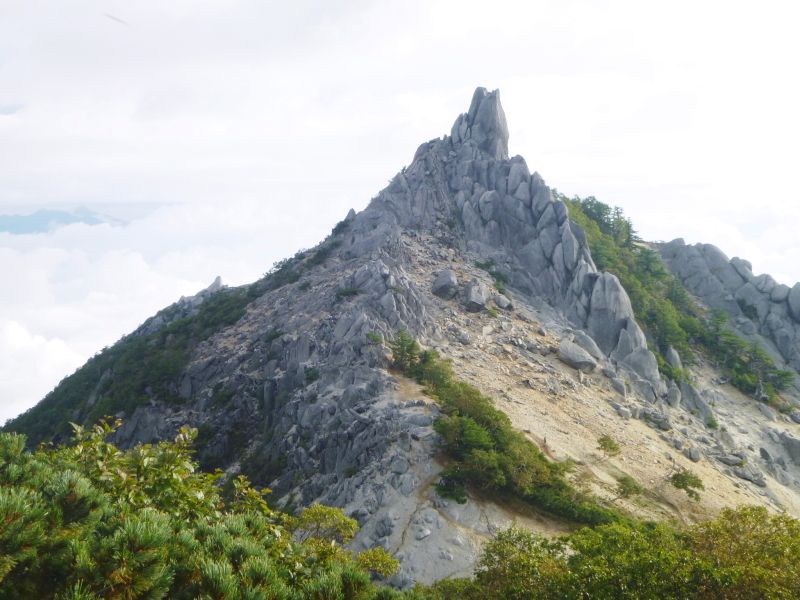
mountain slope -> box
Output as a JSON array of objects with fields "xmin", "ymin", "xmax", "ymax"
[{"xmin": 7, "ymin": 87, "xmax": 800, "ymax": 587}]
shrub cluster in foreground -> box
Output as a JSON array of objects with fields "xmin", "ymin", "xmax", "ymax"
[
  {"xmin": 425, "ymin": 508, "xmax": 800, "ymax": 600},
  {"xmin": 0, "ymin": 421, "xmax": 422, "ymax": 600}
]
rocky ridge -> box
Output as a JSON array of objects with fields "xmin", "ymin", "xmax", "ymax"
[
  {"xmin": 660, "ymin": 238, "xmax": 800, "ymax": 391},
  {"xmin": 9, "ymin": 88, "xmax": 800, "ymax": 588}
]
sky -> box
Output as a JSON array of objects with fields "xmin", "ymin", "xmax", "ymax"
[{"xmin": 2, "ymin": 0, "xmax": 800, "ymax": 423}]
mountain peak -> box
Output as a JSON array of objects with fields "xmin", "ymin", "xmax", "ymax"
[{"xmin": 452, "ymin": 87, "xmax": 509, "ymax": 161}]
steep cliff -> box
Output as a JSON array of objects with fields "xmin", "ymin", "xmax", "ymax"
[{"xmin": 7, "ymin": 88, "xmax": 800, "ymax": 588}]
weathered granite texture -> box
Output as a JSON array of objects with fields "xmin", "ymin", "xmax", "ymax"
[{"xmin": 660, "ymin": 238, "xmax": 800, "ymax": 395}]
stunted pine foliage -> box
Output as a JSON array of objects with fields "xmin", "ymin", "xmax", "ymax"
[{"xmin": 0, "ymin": 421, "xmax": 408, "ymax": 600}]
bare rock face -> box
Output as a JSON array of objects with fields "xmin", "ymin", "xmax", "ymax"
[
  {"xmin": 586, "ymin": 272, "xmax": 636, "ymax": 356},
  {"xmin": 464, "ymin": 279, "xmax": 491, "ymax": 312}
]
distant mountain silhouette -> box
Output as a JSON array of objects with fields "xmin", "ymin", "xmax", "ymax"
[{"xmin": 0, "ymin": 207, "xmax": 125, "ymax": 234}]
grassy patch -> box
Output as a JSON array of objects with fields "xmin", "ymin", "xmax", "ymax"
[{"xmin": 335, "ymin": 287, "xmax": 362, "ymax": 298}]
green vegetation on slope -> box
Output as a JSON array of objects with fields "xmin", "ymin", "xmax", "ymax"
[
  {"xmin": 0, "ymin": 420, "xmax": 410, "ymax": 600},
  {"xmin": 389, "ymin": 330, "xmax": 625, "ymax": 527},
  {"xmin": 425, "ymin": 507, "xmax": 800, "ymax": 600},
  {"xmin": 3, "ymin": 284, "xmax": 264, "ymax": 448},
  {"xmin": 561, "ymin": 193, "xmax": 794, "ymax": 404},
  {"xmin": 2, "ymin": 227, "xmax": 351, "ymax": 449}
]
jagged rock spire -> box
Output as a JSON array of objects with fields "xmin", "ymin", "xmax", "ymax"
[
  {"xmin": 336, "ymin": 86, "xmax": 665, "ymax": 399},
  {"xmin": 451, "ymin": 88, "xmax": 509, "ymax": 161}
]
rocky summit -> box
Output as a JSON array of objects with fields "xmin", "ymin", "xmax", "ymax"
[{"xmin": 8, "ymin": 87, "xmax": 800, "ymax": 588}]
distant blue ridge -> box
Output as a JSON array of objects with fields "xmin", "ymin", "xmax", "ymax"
[{"xmin": 0, "ymin": 209, "xmax": 104, "ymax": 234}]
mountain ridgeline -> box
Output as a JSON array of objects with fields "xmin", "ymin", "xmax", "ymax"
[{"xmin": 6, "ymin": 87, "xmax": 800, "ymax": 590}]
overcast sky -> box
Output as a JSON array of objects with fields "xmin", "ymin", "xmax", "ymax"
[{"xmin": 2, "ymin": 0, "xmax": 799, "ymax": 423}]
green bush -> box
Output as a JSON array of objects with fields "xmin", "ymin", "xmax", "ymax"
[
  {"xmin": 308, "ymin": 240, "xmax": 342, "ymax": 266},
  {"xmin": 366, "ymin": 332, "xmax": 383, "ymax": 345},
  {"xmin": 426, "ymin": 506, "xmax": 800, "ymax": 600},
  {"xmin": 332, "ymin": 219, "xmax": 350, "ymax": 236},
  {"xmin": 488, "ymin": 270, "xmax": 509, "ymax": 284},
  {"xmin": 305, "ymin": 367, "xmax": 321, "ymax": 384},
  {"xmin": 597, "ymin": 435, "xmax": 621, "ymax": 460},
  {"xmin": 0, "ymin": 422, "xmax": 400, "ymax": 599},
  {"xmin": 335, "ymin": 287, "xmax": 363, "ymax": 298},
  {"xmin": 613, "ymin": 475, "xmax": 644, "ymax": 501},
  {"xmin": 671, "ymin": 469, "xmax": 704, "ymax": 501}
]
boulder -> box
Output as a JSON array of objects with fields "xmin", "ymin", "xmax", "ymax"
[
  {"xmin": 621, "ymin": 347, "xmax": 661, "ymax": 384},
  {"xmin": 557, "ymin": 340, "xmax": 598, "ymax": 373},
  {"xmin": 631, "ymin": 379, "xmax": 657, "ymax": 403},
  {"xmin": 465, "ymin": 88, "xmax": 509, "ymax": 161},
  {"xmin": 667, "ymin": 383, "xmax": 681, "ymax": 408},
  {"xmin": 702, "ymin": 245, "xmax": 746, "ymax": 292},
  {"xmin": 601, "ymin": 366, "xmax": 617, "ymax": 378},
  {"xmin": 611, "ymin": 378, "xmax": 627, "ymax": 397},
  {"xmin": 734, "ymin": 465, "xmax": 767, "ymax": 487},
  {"xmin": 665, "ymin": 346, "xmax": 683, "ymax": 370},
  {"xmin": 660, "ymin": 238, "xmax": 686, "ymax": 259},
  {"xmin": 206, "ymin": 276, "xmax": 223, "ymax": 293},
  {"xmin": 781, "ymin": 432, "xmax": 800, "ymax": 465},
  {"xmin": 772, "ymin": 283, "xmax": 791, "ymax": 303},
  {"xmin": 586, "ymin": 273, "xmax": 636, "ymax": 355},
  {"xmin": 494, "ymin": 294, "xmax": 511, "ymax": 309},
  {"xmin": 683, "ymin": 447, "xmax": 703, "ymax": 462},
  {"xmin": 507, "ymin": 158, "xmax": 530, "ymax": 198},
  {"xmin": 754, "ymin": 273, "xmax": 777, "ymax": 295},
  {"xmin": 572, "ymin": 330, "xmax": 605, "ymax": 361},
  {"xmin": 730, "ymin": 256, "xmax": 757, "ymax": 285},
  {"xmin": 788, "ymin": 283, "xmax": 800, "ymax": 322},
  {"xmin": 464, "ymin": 279, "xmax": 490, "ymax": 312},
  {"xmin": 650, "ymin": 413, "xmax": 673, "ymax": 431},
  {"xmin": 680, "ymin": 381, "xmax": 714, "ymax": 421},
  {"xmin": 757, "ymin": 403, "xmax": 777, "ymax": 422},
  {"xmin": 432, "ymin": 270, "xmax": 459, "ymax": 300}
]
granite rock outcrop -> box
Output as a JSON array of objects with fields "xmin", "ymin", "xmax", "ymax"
[{"xmin": 660, "ymin": 238, "xmax": 800, "ymax": 393}]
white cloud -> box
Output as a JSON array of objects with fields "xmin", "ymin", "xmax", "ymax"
[{"xmin": 0, "ymin": 320, "xmax": 84, "ymax": 424}]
